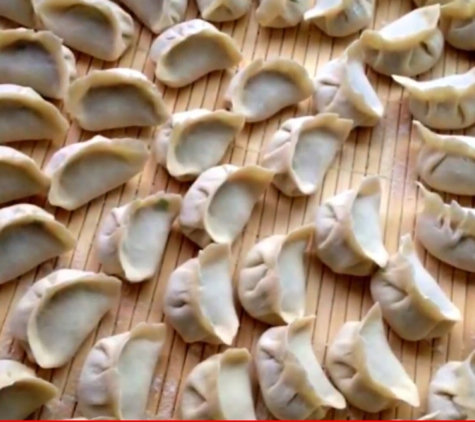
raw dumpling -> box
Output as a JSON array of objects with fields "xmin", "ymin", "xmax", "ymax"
[
  {"xmin": 0, "ymin": 0, "xmax": 35, "ymax": 27},
  {"xmin": 314, "ymin": 176, "xmax": 388, "ymax": 276},
  {"xmin": 359, "ymin": 5, "xmax": 444, "ymax": 77},
  {"xmin": 78, "ymin": 323, "xmax": 166, "ymax": 419},
  {"xmin": 371, "ymin": 234, "xmax": 461, "ymax": 341},
  {"xmin": 179, "ymin": 348, "xmax": 256, "ymax": 420},
  {"xmin": 238, "ymin": 225, "xmax": 313, "ymax": 325},
  {"xmin": 0, "ymin": 204, "xmax": 75, "ymax": 285},
  {"xmin": 34, "ymin": 0, "xmax": 134, "ymax": 61},
  {"xmin": 179, "ymin": 164, "xmax": 273, "ymax": 247},
  {"xmin": 224, "ymin": 58, "xmax": 313, "ymax": 123},
  {"xmin": 153, "ymin": 109, "xmax": 245, "ymax": 182},
  {"xmin": 45, "ymin": 136, "xmax": 149, "ymax": 211},
  {"xmin": 255, "ymin": 317, "xmax": 346, "ymax": 419},
  {"xmin": 0, "ymin": 359, "xmax": 58, "ymax": 420},
  {"xmin": 261, "ymin": 113, "xmax": 353, "ymax": 197},
  {"xmin": 196, "ymin": 0, "xmax": 250, "ymax": 22},
  {"xmin": 10, "ymin": 269, "xmax": 121, "ymax": 369},
  {"xmin": 150, "ymin": 19, "xmax": 242, "ymax": 88},
  {"xmin": 327, "ymin": 303, "xmax": 420, "ymax": 412},
  {"xmin": 164, "ymin": 243, "xmax": 239, "ymax": 345},
  {"xmin": 255, "ymin": 0, "xmax": 308, "ymax": 28},
  {"xmin": 96, "ymin": 192, "xmax": 182, "ymax": 283},
  {"xmin": 313, "ymin": 41, "xmax": 384, "ymax": 128},
  {"xmin": 440, "ymin": 0, "xmax": 475, "ymax": 51}
]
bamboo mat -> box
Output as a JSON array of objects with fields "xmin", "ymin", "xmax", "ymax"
[{"xmin": 0, "ymin": 0, "xmax": 474, "ymax": 420}]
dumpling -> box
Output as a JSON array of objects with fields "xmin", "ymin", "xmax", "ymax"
[
  {"xmin": 179, "ymin": 164, "xmax": 273, "ymax": 247},
  {"xmin": 77, "ymin": 323, "xmax": 166, "ymax": 419},
  {"xmin": 440, "ymin": 0, "xmax": 475, "ymax": 51},
  {"xmin": 224, "ymin": 58, "xmax": 313, "ymax": 123},
  {"xmin": 0, "ymin": 359, "xmax": 58, "ymax": 420},
  {"xmin": 327, "ymin": 303, "xmax": 420, "ymax": 412},
  {"xmin": 150, "ymin": 19, "xmax": 242, "ymax": 88},
  {"xmin": 10, "ymin": 269, "xmax": 121, "ymax": 369},
  {"xmin": 261, "ymin": 113, "xmax": 353, "ymax": 197},
  {"xmin": 238, "ymin": 225, "xmax": 313, "ymax": 325},
  {"xmin": 313, "ymin": 41, "xmax": 384, "ymax": 128},
  {"xmin": 255, "ymin": 317, "xmax": 346, "ymax": 419},
  {"xmin": 196, "ymin": 0, "xmax": 250, "ymax": 22},
  {"xmin": 96, "ymin": 192, "xmax": 182, "ymax": 283},
  {"xmin": 33, "ymin": 0, "xmax": 134, "ymax": 61},
  {"xmin": 359, "ymin": 5, "xmax": 444, "ymax": 77},
  {"xmin": 255, "ymin": 0, "xmax": 308, "ymax": 28},
  {"xmin": 178, "ymin": 348, "xmax": 256, "ymax": 420},
  {"xmin": 371, "ymin": 233, "xmax": 461, "ymax": 341},
  {"xmin": 314, "ymin": 176, "xmax": 388, "ymax": 276},
  {"xmin": 0, "ymin": 29, "xmax": 76, "ymax": 100},
  {"xmin": 153, "ymin": 109, "xmax": 245, "ymax": 182},
  {"xmin": 45, "ymin": 136, "xmax": 149, "ymax": 211},
  {"xmin": 0, "ymin": 0, "xmax": 35, "ymax": 27}
]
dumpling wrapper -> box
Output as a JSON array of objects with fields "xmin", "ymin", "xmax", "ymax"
[
  {"xmin": 371, "ymin": 234, "xmax": 461, "ymax": 341},
  {"xmin": 10, "ymin": 269, "xmax": 121, "ymax": 369},
  {"xmin": 440, "ymin": 0, "xmax": 475, "ymax": 51},
  {"xmin": 96, "ymin": 192, "xmax": 182, "ymax": 283},
  {"xmin": 261, "ymin": 113, "xmax": 353, "ymax": 197},
  {"xmin": 0, "ymin": 0, "xmax": 35, "ymax": 27},
  {"xmin": 179, "ymin": 348, "xmax": 256, "ymax": 420},
  {"xmin": 314, "ymin": 176, "xmax": 389, "ymax": 276},
  {"xmin": 34, "ymin": 0, "xmax": 134, "ymax": 61},
  {"xmin": 78, "ymin": 323, "xmax": 166, "ymax": 419},
  {"xmin": 150, "ymin": 19, "xmax": 242, "ymax": 88},
  {"xmin": 45, "ymin": 136, "xmax": 149, "ymax": 211},
  {"xmin": 179, "ymin": 164, "xmax": 274, "ymax": 247},
  {"xmin": 154, "ymin": 109, "xmax": 245, "ymax": 182},
  {"xmin": 196, "ymin": 0, "xmax": 250, "ymax": 22},
  {"xmin": 255, "ymin": 0, "xmax": 309, "ymax": 28},
  {"xmin": 327, "ymin": 303, "xmax": 420, "ymax": 412}
]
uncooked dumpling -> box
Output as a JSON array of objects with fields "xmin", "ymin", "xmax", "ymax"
[
  {"xmin": 261, "ymin": 113, "xmax": 353, "ymax": 196},
  {"xmin": 179, "ymin": 164, "xmax": 273, "ymax": 247},
  {"xmin": 154, "ymin": 109, "xmax": 245, "ymax": 182},
  {"xmin": 179, "ymin": 348, "xmax": 256, "ymax": 419},
  {"xmin": 0, "ymin": 0, "xmax": 35, "ymax": 27},
  {"xmin": 440, "ymin": 0, "xmax": 475, "ymax": 51},
  {"xmin": 78, "ymin": 323, "xmax": 166, "ymax": 419},
  {"xmin": 196, "ymin": 0, "xmax": 250, "ymax": 22},
  {"xmin": 96, "ymin": 192, "xmax": 182, "ymax": 283},
  {"xmin": 164, "ymin": 243, "xmax": 239, "ymax": 345},
  {"xmin": 327, "ymin": 303, "xmax": 420, "ymax": 412},
  {"xmin": 10, "ymin": 269, "xmax": 121, "ymax": 369},
  {"xmin": 150, "ymin": 19, "xmax": 242, "ymax": 88},
  {"xmin": 255, "ymin": 0, "xmax": 308, "ymax": 28},
  {"xmin": 45, "ymin": 136, "xmax": 149, "ymax": 211}
]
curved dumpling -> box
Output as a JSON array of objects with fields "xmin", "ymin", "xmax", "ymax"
[
  {"xmin": 150, "ymin": 19, "xmax": 242, "ymax": 88},
  {"xmin": 45, "ymin": 136, "xmax": 149, "ymax": 211},
  {"xmin": 10, "ymin": 269, "xmax": 121, "ymax": 369},
  {"xmin": 440, "ymin": 0, "xmax": 475, "ymax": 51},
  {"xmin": 154, "ymin": 109, "xmax": 245, "ymax": 182},
  {"xmin": 179, "ymin": 164, "xmax": 273, "ymax": 247},
  {"xmin": 0, "ymin": 0, "xmax": 35, "ymax": 27},
  {"xmin": 224, "ymin": 58, "xmax": 313, "ymax": 123},
  {"xmin": 196, "ymin": 0, "xmax": 250, "ymax": 22},
  {"xmin": 314, "ymin": 176, "xmax": 388, "ymax": 276},
  {"xmin": 371, "ymin": 234, "xmax": 461, "ymax": 341},
  {"xmin": 238, "ymin": 225, "xmax": 313, "ymax": 325},
  {"xmin": 359, "ymin": 5, "xmax": 444, "ymax": 77},
  {"xmin": 327, "ymin": 303, "xmax": 420, "ymax": 412},
  {"xmin": 255, "ymin": 0, "xmax": 308, "ymax": 28},
  {"xmin": 261, "ymin": 113, "xmax": 353, "ymax": 197},
  {"xmin": 77, "ymin": 323, "xmax": 166, "ymax": 419},
  {"xmin": 34, "ymin": 0, "xmax": 134, "ymax": 61},
  {"xmin": 164, "ymin": 243, "xmax": 239, "ymax": 345},
  {"xmin": 179, "ymin": 348, "xmax": 256, "ymax": 420},
  {"xmin": 96, "ymin": 192, "xmax": 182, "ymax": 283}
]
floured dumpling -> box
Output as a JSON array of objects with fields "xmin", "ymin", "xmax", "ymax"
[
  {"xmin": 0, "ymin": 0, "xmax": 35, "ymax": 27},
  {"xmin": 261, "ymin": 113, "xmax": 353, "ymax": 197},
  {"xmin": 34, "ymin": 0, "xmax": 134, "ymax": 61},
  {"xmin": 179, "ymin": 164, "xmax": 273, "ymax": 247},
  {"xmin": 150, "ymin": 19, "xmax": 242, "ymax": 88},
  {"xmin": 96, "ymin": 192, "xmax": 182, "ymax": 283},
  {"xmin": 164, "ymin": 243, "xmax": 239, "ymax": 345},
  {"xmin": 10, "ymin": 269, "xmax": 121, "ymax": 369},
  {"xmin": 224, "ymin": 58, "xmax": 313, "ymax": 123},
  {"xmin": 314, "ymin": 176, "xmax": 388, "ymax": 276},
  {"xmin": 196, "ymin": 0, "xmax": 250, "ymax": 22},
  {"xmin": 359, "ymin": 5, "xmax": 444, "ymax": 77},
  {"xmin": 327, "ymin": 303, "xmax": 420, "ymax": 412},
  {"xmin": 313, "ymin": 41, "xmax": 384, "ymax": 128},
  {"xmin": 255, "ymin": 0, "xmax": 308, "ymax": 28},
  {"xmin": 78, "ymin": 323, "xmax": 166, "ymax": 419},
  {"xmin": 371, "ymin": 234, "xmax": 461, "ymax": 341},
  {"xmin": 45, "ymin": 136, "xmax": 149, "ymax": 211},
  {"xmin": 154, "ymin": 109, "xmax": 245, "ymax": 182},
  {"xmin": 440, "ymin": 0, "xmax": 475, "ymax": 51},
  {"xmin": 179, "ymin": 348, "xmax": 256, "ymax": 419}
]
